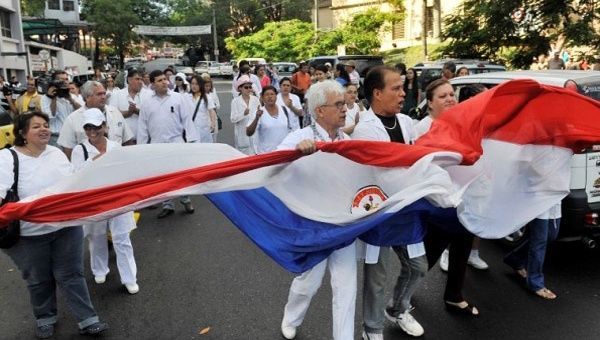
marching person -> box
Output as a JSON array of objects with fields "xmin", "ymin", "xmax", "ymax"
[
  {"xmin": 353, "ymin": 66, "xmax": 426, "ymax": 339},
  {"xmin": 57, "ymin": 81, "xmax": 134, "ymax": 160},
  {"xmin": 71, "ymin": 108, "xmax": 139, "ymax": 295},
  {"xmin": 230, "ymin": 75, "xmax": 260, "ymax": 154},
  {"xmin": 246, "ymin": 86, "xmax": 291, "ymax": 154},
  {"xmin": 278, "ymin": 80, "xmax": 355, "ymax": 340},
  {"xmin": 0, "ymin": 112, "xmax": 107, "ymax": 338},
  {"xmin": 108, "ymin": 68, "xmax": 149, "ymax": 142},
  {"xmin": 344, "ymin": 61, "xmax": 360, "ymax": 87},
  {"xmin": 41, "ymin": 71, "xmax": 81, "ymax": 146},
  {"xmin": 188, "ymin": 75, "xmax": 217, "ymax": 143},
  {"xmin": 201, "ymin": 75, "xmax": 220, "ymax": 142},
  {"xmin": 276, "ymin": 77, "xmax": 303, "ymax": 131},
  {"xmin": 342, "ymin": 83, "xmax": 364, "ymax": 135},
  {"xmin": 137, "ymin": 70, "xmax": 199, "ymax": 219}
]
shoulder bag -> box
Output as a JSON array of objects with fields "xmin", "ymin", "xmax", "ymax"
[{"xmin": 0, "ymin": 149, "xmax": 20, "ymax": 249}]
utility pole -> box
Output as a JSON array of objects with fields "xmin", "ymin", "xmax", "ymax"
[
  {"xmin": 314, "ymin": 0, "xmax": 319, "ymax": 32},
  {"xmin": 212, "ymin": 5, "xmax": 218, "ymax": 62}
]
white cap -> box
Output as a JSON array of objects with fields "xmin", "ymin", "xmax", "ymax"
[{"xmin": 82, "ymin": 108, "xmax": 105, "ymax": 127}]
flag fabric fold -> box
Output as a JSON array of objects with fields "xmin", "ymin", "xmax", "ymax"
[{"xmin": 1, "ymin": 79, "xmax": 600, "ymax": 271}]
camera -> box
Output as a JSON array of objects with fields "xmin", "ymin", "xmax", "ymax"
[{"xmin": 48, "ymin": 80, "xmax": 70, "ymax": 98}]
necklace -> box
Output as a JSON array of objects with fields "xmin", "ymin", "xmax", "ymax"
[
  {"xmin": 382, "ymin": 117, "xmax": 398, "ymax": 130},
  {"xmin": 311, "ymin": 123, "xmax": 344, "ymax": 142}
]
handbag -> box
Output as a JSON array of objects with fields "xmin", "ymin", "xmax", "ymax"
[
  {"xmin": 217, "ymin": 115, "xmax": 223, "ymax": 130},
  {"xmin": 0, "ymin": 149, "xmax": 20, "ymax": 249}
]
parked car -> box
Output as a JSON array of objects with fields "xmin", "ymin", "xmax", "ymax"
[
  {"xmin": 415, "ymin": 70, "xmax": 600, "ymax": 247},
  {"xmin": 195, "ymin": 61, "xmax": 210, "ymax": 75},
  {"xmin": 144, "ymin": 58, "xmax": 180, "ymax": 73},
  {"xmin": 208, "ymin": 62, "xmax": 221, "ymax": 77},
  {"xmin": 413, "ymin": 59, "xmax": 506, "ymax": 90},
  {"xmin": 238, "ymin": 58, "xmax": 266, "ymax": 69},
  {"xmin": 272, "ymin": 62, "xmax": 298, "ymax": 77},
  {"xmin": 307, "ymin": 55, "xmax": 384, "ymax": 79},
  {"xmin": 219, "ymin": 61, "xmax": 234, "ymax": 78},
  {"xmin": 173, "ymin": 65, "xmax": 195, "ymax": 77}
]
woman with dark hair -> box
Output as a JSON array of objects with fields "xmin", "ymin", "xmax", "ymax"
[
  {"xmin": 174, "ymin": 72, "xmax": 189, "ymax": 93},
  {"xmin": 334, "ymin": 64, "xmax": 351, "ymax": 86},
  {"xmin": 401, "ymin": 68, "xmax": 420, "ymax": 115},
  {"xmin": 187, "ymin": 75, "xmax": 216, "ymax": 143},
  {"xmin": 246, "ymin": 86, "xmax": 290, "ymax": 154},
  {"xmin": 0, "ymin": 112, "xmax": 107, "ymax": 338},
  {"xmin": 415, "ymin": 80, "xmax": 480, "ymax": 316},
  {"xmin": 313, "ymin": 64, "xmax": 329, "ymax": 83},
  {"xmin": 276, "ymin": 77, "xmax": 303, "ymax": 131}
]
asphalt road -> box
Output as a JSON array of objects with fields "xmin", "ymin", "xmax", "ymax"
[{"xmin": 2, "ymin": 80, "xmax": 600, "ymax": 339}]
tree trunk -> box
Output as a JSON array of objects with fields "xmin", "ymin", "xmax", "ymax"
[{"xmin": 94, "ymin": 36, "xmax": 101, "ymax": 66}]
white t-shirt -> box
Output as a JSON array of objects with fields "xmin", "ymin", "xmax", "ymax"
[
  {"xmin": 188, "ymin": 94, "xmax": 216, "ymax": 143},
  {"xmin": 0, "ymin": 146, "xmax": 73, "ymax": 236},
  {"xmin": 57, "ymin": 105, "xmax": 134, "ymax": 149},
  {"xmin": 276, "ymin": 93, "xmax": 302, "ymax": 131},
  {"xmin": 246, "ymin": 105, "xmax": 290, "ymax": 154},
  {"xmin": 108, "ymin": 87, "xmax": 151, "ymax": 138},
  {"xmin": 344, "ymin": 103, "xmax": 363, "ymax": 129}
]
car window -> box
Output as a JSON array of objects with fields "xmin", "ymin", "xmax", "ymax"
[{"xmin": 576, "ymin": 80, "xmax": 600, "ymax": 101}]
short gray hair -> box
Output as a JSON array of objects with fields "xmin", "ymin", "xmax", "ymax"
[
  {"xmin": 305, "ymin": 80, "xmax": 345, "ymax": 117},
  {"xmin": 81, "ymin": 81, "xmax": 104, "ymax": 100}
]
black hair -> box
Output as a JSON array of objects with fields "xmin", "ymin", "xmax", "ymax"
[
  {"xmin": 314, "ymin": 64, "xmax": 328, "ymax": 74},
  {"xmin": 51, "ymin": 70, "xmax": 67, "ymax": 80},
  {"xmin": 458, "ymin": 84, "xmax": 487, "ymax": 103},
  {"xmin": 189, "ymin": 75, "xmax": 208, "ymax": 108},
  {"xmin": 395, "ymin": 62, "xmax": 407, "ymax": 75},
  {"xmin": 403, "ymin": 68, "xmax": 419, "ymax": 102},
  {"xmin": 363, "ymin": 66, "xmax": 399, "ymax": 103},
  {"xmin": 13, "ymin": 111, "xmax": 50, "ymax": 147},
  {"xmin": 335, "ymin": 63, "xmax": 350, "ymax": 83},
  {"xmin": 279, "ymin": 77, "xmax": 292, "ymax": 85},
  {"xmin": 442, "ymin": 61, "xmax": 456, "ymax": 74},
  {"xmin": 149, "ymin": 70, "xmax": 164, "ymax": 83},
  {"xmin": 261, "ymin": 85, "xmax": 278, "ymax": 96},
  {"xmin": 127, "ymin": 68, "xmax": 141, "ymax": 79}
]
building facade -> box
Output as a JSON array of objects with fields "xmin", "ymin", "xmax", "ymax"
[
  {"xmin": 0, "ymin": 0, "xmax": 27, "ymax": 82},
  {"xmin": 316, "ymin": 0, "xmax": 463, "ymax": 51}
]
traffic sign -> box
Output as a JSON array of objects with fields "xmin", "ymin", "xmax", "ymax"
[{"xmin": 38, "ymin": 49, "xmax": 50, "ymax": 61}]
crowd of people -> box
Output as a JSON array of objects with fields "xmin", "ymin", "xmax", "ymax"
[{"xmin": 0, "ymin": 59, "xmax": 564, "ymax": 339}]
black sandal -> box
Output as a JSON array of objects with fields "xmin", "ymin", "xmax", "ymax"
[{"xmin": 444, "ymin": 301, "xmax": 479, "ymax": 316}]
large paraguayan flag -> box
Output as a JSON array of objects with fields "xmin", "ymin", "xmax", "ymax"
[{"xmin": 1, "ymin": 79, "xmax": 600, "ymax": 272}]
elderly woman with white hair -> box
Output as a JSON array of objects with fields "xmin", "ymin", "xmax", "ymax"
[{"xmin": 277, "ymin": 80, "xmax": 356, "ymax": 340}]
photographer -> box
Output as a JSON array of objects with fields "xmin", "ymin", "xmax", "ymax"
[
  {"xmin": 41, "ymin": 71, "xmax": 81, "ymax": 146},
  {"xmin": 0, "ymin": 75, "xmax": 12, "ymax": 112},
  {"xmin": 8, "ymin": 77, "xmax": 41, "ymax": 117}
]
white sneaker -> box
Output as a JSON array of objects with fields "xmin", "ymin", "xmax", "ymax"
[
  {"xmin": 468, "ymin": 253, "xmax": 489, "ymax": 270},
  {"xmin": 362, "ymin": 330, "xmax": 384, "ymax": 340},
  {"xmin": 385, "ymin": 308, "xmax": 424, "ymax": 337},
  {"xmin": 125, "ymin": 283, "xmax": 139, "ymax": 294},
  {"xmin": 281, "ymin": 324, "xmax": 296, "ymax": 339},
  {"xmin": 439, "ymin": 249, "xmax": 449, "ymax": 272},
  {"xmin": 94, "ymin": 275, "xmax": 106, "ymax": 284}
]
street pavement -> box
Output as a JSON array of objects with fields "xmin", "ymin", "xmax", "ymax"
[{"xmin": 2, "ymin": 79, "xmax": 600, "ymax": 339}]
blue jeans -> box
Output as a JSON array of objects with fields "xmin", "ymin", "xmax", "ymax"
[
  {"xmin": 504, "ymin": 218, "xmax": 560, "ymax": 291},
  {"xmin": 3, "ymin": 227, "xmax": 100, "ymax": 329}
]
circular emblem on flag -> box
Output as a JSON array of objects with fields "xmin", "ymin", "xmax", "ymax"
[{"xmin": 351, "ymin": 185, "xmax": 388, "ymax": 215}]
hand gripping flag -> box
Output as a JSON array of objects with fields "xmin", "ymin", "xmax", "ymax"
[{"xmin": 1, "ymin": 79, "xmax": 600, "ymax": 272}]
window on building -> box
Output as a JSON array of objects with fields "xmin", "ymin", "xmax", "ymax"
[
  {"xmin": 392, "ymin": 18, "xmax": 405, "ymax": 40},
  {"xmin": 426, "ymin": 6, "xmax": 434, "ymax": 37},
  {"xmin": 0, "ymin": 9, "xmax": 11, "ymax": 38},
  {"xmin": 63, "ymin": 0, "xmax": 75, "ymax": 11},
  {"xmin": 48, "ymin": 0, "xmax": 60, "ymax": 10}
]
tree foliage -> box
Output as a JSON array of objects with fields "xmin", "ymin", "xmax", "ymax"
[
  {"xmin": 225, "ymin": 8, "xmax": 403, "ymax": 61},
  {"xmin": 440, "ymin": 0, "xmax": 600, "ymax": 69},
  {"xmin": 20, "ymin": 0, "xmax": 46, "ymax": 16}
]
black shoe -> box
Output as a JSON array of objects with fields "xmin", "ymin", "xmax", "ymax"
[
  {"xmin": 182, "ymin": 201, "xmax": 195, "ymax": 214},
  {"xmin": 79, "ymin": 321, "xmax": 108, "ymax": 336},
  {"xmin": 157, "ymin": 208, "xmax": 174, "ymax": 219},
  {"xmin": 35, "ymin": 324, "xmax": 54, "ymax": 339}
]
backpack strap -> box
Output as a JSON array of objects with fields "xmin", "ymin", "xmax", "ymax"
[
  {"xmin": 7, "ymin": 149, "xmax": 18, "ymax": 197},
  {"xmin": 192, "ymin": 97, "xmax": 202, "ymax": 122},
  {"xmin": 79, "ymin": 143, "xmax": 89, "ymax": 161},
  {"xmin": 282, "ymin": 106, "xmax": 291, "ymax": 131}
]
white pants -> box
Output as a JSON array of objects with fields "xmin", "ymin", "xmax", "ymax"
[
  {"xmin": 282, "ymin": 242, "xmax": 356, "ymax": 340},
  {"xmin": 88, "ymin": 232, "xmax": 137, "ymax": 285}
]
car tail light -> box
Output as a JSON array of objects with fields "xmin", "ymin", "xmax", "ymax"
[{"xmin": 585, "ymin": 212, "xmax": 599, "ymax": 225}]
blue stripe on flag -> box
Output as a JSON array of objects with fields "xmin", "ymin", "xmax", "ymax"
[{"xmin": 207, "ymin": 188, "xmax": 440, "ymax": 273}]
